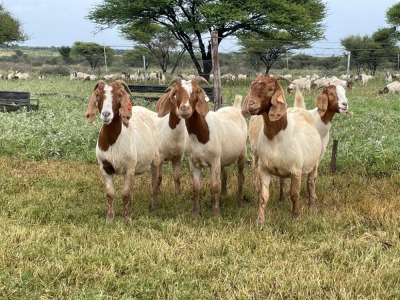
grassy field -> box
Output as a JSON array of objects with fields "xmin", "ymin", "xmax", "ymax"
[{"xmin": 0, "ymin": 76, "xmax": 399, "ymax": 299}]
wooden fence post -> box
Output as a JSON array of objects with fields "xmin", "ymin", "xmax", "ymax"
[{"xmin": 211, "ymin": 31, "xmax": 221, "ymax": 111}]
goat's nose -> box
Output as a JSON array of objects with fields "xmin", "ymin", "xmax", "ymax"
[{"xmin": 102, "ymin": 112, "xmax": 111, "ymax": 118}]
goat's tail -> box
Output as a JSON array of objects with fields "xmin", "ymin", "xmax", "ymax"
[
  {"xmin": 294, "ymin": 87, "xmax": 306, "ymax": 109},
  {"xmin": 233, "ymin": 94, "xmax": 243, "ymax": 108}
]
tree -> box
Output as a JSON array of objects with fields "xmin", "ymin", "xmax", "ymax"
[
  {"xmin": 122, "ymin": 23, "xmax": 186, "ymax": 75},
  {"xmin": 238, "ymin": 31, "xmax": 313, "ymax": 74},
  {"xmin": 87, "ymin": 0, "xmax": 326, "ymax": 79},
  {"xmin": 0, "ymin": 4, "xmax": 27, "ymax": 45},
  {"xmin": 58, "ymin": 46, "xmax": 73, "ymax": 64},
  {"xmin": 386, "ymin": 3, "xmax": 400, "ymax": 29},
  {"xmin": 341, "ymin": 28, "xmax": 398, "ymax": 75},
  {"xmin": 70, "ymin": 42, "xmax": 115, "ymax": 70}
]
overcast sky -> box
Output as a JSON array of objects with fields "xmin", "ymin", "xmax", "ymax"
[{"xmin": 2, "ymin": 0, "xmax": 399, "ymax": 55}]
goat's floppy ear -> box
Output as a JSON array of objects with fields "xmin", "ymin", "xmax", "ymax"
[
  {"xmin": 315, "ymin": 89, "xmax": 328, "ymax": 117},
  {"xmin": 116, "ymin": 80, "xmax": 132, "ymax": 95},
  {"xmin": 268, "ymin": 86, "xmax": 287, "ymax": 121},
  {"xmin": 85, "ymin": 81, "xmax": 104, "ymax": 123},
  {"xmin": 156, "ymin": 90, "xmax": 173, "ymax": 117},
  {"xmin": 119, "ymin": 91, "xmax": 133, "ymax": 126},
  {"xmin": 241, "ymin": 95, "xmax": 251, "ymax": 117},
  {"xmin": 195, "ymin": 89, "xmax": 209, "ymax": 116}
]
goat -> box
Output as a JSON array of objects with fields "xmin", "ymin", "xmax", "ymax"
[
  {"xmin": 286, "ymin": 77, "xmax": 311, "ymax": 94},
  {"xmin": 132, "ymin": 91, "xmax": 189, "ymax": 208},
  {"xmin": 242, "ymin": 74, "xmax": 321, "ymax": 224},
  {"xmin": 165, "ymin": 76, "xmax": 248, "ymax": 216},
  {"xmin": 279, "ymin": 85, "xmax": 351, "ymax": 201},
  {"xmin": 14, "ymin": 71, "xmax": 30, "ymax": 80},
  {"xmin": 379, "ymin": 81, "xmax": 400, "ymax": 94},
  {"xmin": 84, "ymin": 80, "xmax": 160, "ymax": 222},
  {"xmin": 385, "ymin": 71, "xmax": 393, "ymax": 84}
]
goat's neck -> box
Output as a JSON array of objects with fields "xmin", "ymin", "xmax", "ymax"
[
  {"xmin": 262, "ymin": 112, "xmax": 288, "ymax": 140},
  {"xmin": 169, "ymin": 111, "xmax": 183, "ymax": 129},
  {"xmin": 98, "ymin": 116, "xmax": 122, "ymax": 151},
  {"xmin": 320, "ymin": 110, "xmax": 336, "ymax": 125},
  {"xmin": 185, "ymin": 111, "xmax": 210, "ymax": 143}
]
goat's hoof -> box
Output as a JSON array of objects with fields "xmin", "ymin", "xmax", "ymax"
[
  {"xmin": 212, "ymin": 207, "xmax": 221, "ymax": 216},
  {"xmin": 192, "ymin": 212, "xmax": 201, "ymax": 219},
  {"xmin": 292, "ymin": 212, "xmax": 301, "ymax": 219},
  {"xmin": 255, "ymin": 215, "xmax": 265, "ymax": 226}
]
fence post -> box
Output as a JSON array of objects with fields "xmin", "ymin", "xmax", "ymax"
[{"xmin": 211, "ymin": 31, "xmax": 221, "ymax": 110}]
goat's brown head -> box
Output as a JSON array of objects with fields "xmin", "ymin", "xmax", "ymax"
[
  {"xmin": 164, "ymin": 76, "xmax": 210, "ymax": 119},
  {"xmin": 315, "ymin": 85, "xmax": 349, "ymax": 119},
  {"xmin": 242, "ymin": 74, "xmax": 289, "ymax": 121},
  {"xmin": 85, "ymin": 80, "xmax": 132, "ymax": 126}
]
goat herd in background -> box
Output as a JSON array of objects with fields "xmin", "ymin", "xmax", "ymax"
[
  {"xmin": 4, "ymin": 68, "xmax": 400, "ymax": 94},
  {"xmin": 84, "ymin": 72, "xmax": 353, "ymax": 224}
]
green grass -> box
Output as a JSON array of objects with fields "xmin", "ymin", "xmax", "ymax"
[{"xmin": 0, "ymin": 76, "xmax": 399, "ymax": 299}]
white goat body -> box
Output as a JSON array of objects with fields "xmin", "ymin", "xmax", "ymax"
[{"xmin": 379, "ymin": 80, "xmax": 400, "ymax": 94}]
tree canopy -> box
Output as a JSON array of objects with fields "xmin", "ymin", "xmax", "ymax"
[
  {"xmin": 341, "ymin": 3, "xmax": 400, "ymax": 75},
  {"xmin": 70, "ymin": 42, "xmax": 115, "ymax": 70},
  {"xmin": 0, "ymin": 4, "xmax": 27, "ymax": 45},
  {"xmin": 87, "ymin": 0, "xmax": 326, "ymax": 79}
]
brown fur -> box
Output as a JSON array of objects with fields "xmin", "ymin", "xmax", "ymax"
[
  {"xmin": 85, "ymin": 80, "xmax": 133, "ymax": 151},
  {"xmin": 315, "ymin": 85, "xmax": 341, "ymax": 124},
  {"xmin": 243, "ymin": 74, "xmax": 289, "ymax": 140},
  {"xmin": 167, "ymin": 78, "xmax": 211, "ymax": 143}
]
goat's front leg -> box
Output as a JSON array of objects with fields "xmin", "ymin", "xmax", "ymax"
[
  {"xmin": 122, "ymin": 169, "xmax": 135, "ymax": 222},
  {"xmin": 279, "ymin": 178, "xmax": 287, "ymax": 202},
  {"xmin": 290, "ymin": 171, "xmax": 302, "ymax": 219},
  {"xmin": 171, "ymin": 157, "xmax": 182, "ymax": 196},
  {"xmin": 252, "ymin": 149, "xmax": 260, "ymax": 193},
  {"xmin": 104, "ymin": 172, "xmax": 115, "ymax": 221},
  {"xmin": 257, "ymin": 169, "xmax": 271, "ymax": 225},
  {"xmin": 307, "ymin": 164, "xmax": 318, "ymax": 209},
  {"xmin": 210, "ymin": 162, "xmax": 222, "ymax": 216}
]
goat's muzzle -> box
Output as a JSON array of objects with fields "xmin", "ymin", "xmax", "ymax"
[{"xmin": 246, "ymin": 99, "xmax": 261, "ymax": 115}]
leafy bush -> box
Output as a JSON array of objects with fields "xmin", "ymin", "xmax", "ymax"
[{"xmin": 39, "ymin": 66, "xmax": 71, "ymax": 76}]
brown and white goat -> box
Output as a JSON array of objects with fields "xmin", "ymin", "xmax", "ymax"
[
  {"xmin": 163, "ymin": 76, "xmax": 248, "ymax": 216},
  {"xmin": 242, "ymin": 74, "xmax": 321, "ymax": 224},
  {"xmin": 155, "ymin": 91, "xmax": 189, "ymax": 198},
  {"xmin": 85, "ymin": 80, "xmax": 160, "ymax": 222},
  {"xmin": 279, "ymin": 84, "xmax": 350, "ymax": 200}
]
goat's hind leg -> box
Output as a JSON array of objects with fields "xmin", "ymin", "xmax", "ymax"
[
  {"xmin": 236, "ymin": 153, "xmax": 245, "ymax": 205},
  {"xmin": 307, "ymin": 164, "xmax": 318, "ymax": 209}
]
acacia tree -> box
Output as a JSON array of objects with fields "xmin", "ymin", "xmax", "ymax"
[
  {"xmin": 87, "ymin": 0, "xmax": 326, "ymax": 79},
  {"xmin": 122, "ymin": 23, "xmax": 186, "ymax": 75},
  {"xmin": 0, "ymin": 4, "xmax": 27, "ymax": 45},
  {"xmin": 238, "ymin": 31, "xmax": 312, "ymax": 75},
  {"xmin": 58, "ymin": 46, "xmax": 72, "ymax": 64},
  {"xmin": 70, "ymin": 42, "xmax": 115, "ymax": 70}
]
